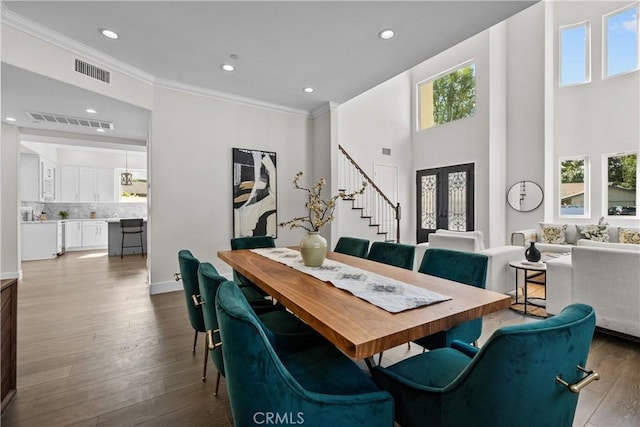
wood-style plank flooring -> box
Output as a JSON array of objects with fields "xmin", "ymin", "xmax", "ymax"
[{"xmin": 2, "ymin": 250, "xmax": 639, "ymax": 426}]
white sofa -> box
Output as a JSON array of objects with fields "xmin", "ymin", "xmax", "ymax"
[
  {"xmin": 546, "ymin": 242, "xmax": 640, "ymax": 338},
  {"xmin": 415, "ymin": 229, "xmax": 524, "ymax": 295},
  {"xmin": 511, "ymin": 223, "xmax": 637, "ymax": 253}
]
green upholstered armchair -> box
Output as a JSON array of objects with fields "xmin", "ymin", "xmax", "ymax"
[
  {"xmin": 176, "ymin": 250, "xmax": 208, "ymax": 380},
  {"xmin": 366, "ymin": 241, "xmax": 415, "ymax": 270},
  {"xmin": 215, "ymin": 280, "xmax": 394, "ymax": 427},
  {"xmin": 413, "ymin": 248, "xmax": 488, "ymax": 350},
  {"xmin": 334, "ymin": 237, "xmax": 370, "ymax": 258},
  {"xmin": 230, "ymin": 236, "xmax": 276, "ymax": 296},
  {"xmin": 372, "ymin": 304, "xmax": 598, "ymax": 427},
  {"xmin": 197, "ymin": 263, "xmax": 327, "ymax": 396}
]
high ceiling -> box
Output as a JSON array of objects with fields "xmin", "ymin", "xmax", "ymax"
[{"xmin": 1, "ymin": 1, "xmax": 537, "ymax": 141}]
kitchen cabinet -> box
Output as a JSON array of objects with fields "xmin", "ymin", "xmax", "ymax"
[
  {"xmin": 60, "ymin": 167, "xmax": 79, "ymax": 202},
  {"xmin": 20, "ymin": 153, "xmax": 56, "ymax": 202},
  {"xmin": 65, "ymin": 220, "xmax": 83, "ymax": 249},
  {"xmin": 21, "ymin": 222, "xmax": 59, "ymax": 261},
  {"xmin": 60, "ymin": 167, "xmax": 115, "ymax": 202},
  {"xmin": 81, "ymin": 221, "xmax": 108, "ymax": 248}
]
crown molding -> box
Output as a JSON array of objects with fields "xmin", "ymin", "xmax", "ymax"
[
  {"xmin": 0, "ymin": 4, "xmax": 155, "ymax": 85},
  {"xmin": 154, "ymin": 77, "xmax": 312, "ymax": 119},
  {"xmin": 1, "ymin": 4, "xmax": 314, "ymax": 119},
  {"xmin": 310, "ymin": 102, "xmax": 339, "ymax": 119}
]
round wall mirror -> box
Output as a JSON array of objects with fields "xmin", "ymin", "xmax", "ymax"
[{"xmin": 507, "ymin": 181, "xmax": 543, "ymax": 212}]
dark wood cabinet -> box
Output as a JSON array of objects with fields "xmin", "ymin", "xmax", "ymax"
[{"xmin": 1, "ymin": 278, "xmax": 17, "ymax": 412}]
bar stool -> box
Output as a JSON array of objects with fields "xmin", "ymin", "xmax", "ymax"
[{"xmin": 120, "ymin": 218, "xmax": 144, "ymax": 258}]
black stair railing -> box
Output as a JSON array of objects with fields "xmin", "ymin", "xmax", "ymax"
[{"xmin": 338, "ymin": 145, "xmax": 401, "ymax": 243}]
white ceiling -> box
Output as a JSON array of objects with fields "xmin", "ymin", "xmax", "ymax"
[{"xmin": 1, "ymin": 0, "xmax": 537, "ymax": 143}]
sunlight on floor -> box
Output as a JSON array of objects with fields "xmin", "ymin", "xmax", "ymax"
[{"xmin": 78, "ymin": 252, "xmax": 109, "ymax": 259}]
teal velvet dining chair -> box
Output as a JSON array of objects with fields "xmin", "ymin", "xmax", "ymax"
[
  {"xmin": 372, "ymin": 303, "xmax": 599, "ymax": 427},
  {"xmin": 197, "ymin": 262, "xmax": 328, "ymax": 396},
  {"xmin": 334, "ymin": 237, "xmax": 370, "ymax": 258},
  {"xmin": 413, "ymin": 248, "xmax": 488, "ymax": 350},
  {"xmin": 230, "ymin": 236, "xmax": 276, "ymax": 296},
  {"xmin": 215, "ymin": 280, "xmax": 395, "ymax": 426},
  {"xmin": 176, "ymin": 249, "xmax": 208, "ymax": 381},
  {"xmin": 366, "ymin": 241, "xmax": 415, "ymax": 270}
]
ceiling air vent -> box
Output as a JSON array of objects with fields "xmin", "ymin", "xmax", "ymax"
[
  {"xmin": 26, "ymin": 111, "xmax": 114, "ymax": 130},
  {"xmin": 382, "ymin": 148, "xmax": 391, "ymax": 156},
  {"xmin": 74, "ymin": 58, "xmax": 110, "ymax": 83}
]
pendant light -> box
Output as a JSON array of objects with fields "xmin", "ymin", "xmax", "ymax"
[{"xmin": 121, "ymin": 151, "xmax": 133, "ymax": 186}]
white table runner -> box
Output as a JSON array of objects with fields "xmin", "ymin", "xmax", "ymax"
[{"xmin": 251, "ymin": 247, "xmax": 451, "ymax": 313}]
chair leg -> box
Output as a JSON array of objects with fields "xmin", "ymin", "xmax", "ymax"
[
  {"xmin": 140, "ymin": 232, "xmax": 144, "ymax": 257},
  {"xmin": 202, "ymin": 338, "xmax": 208, "ymax": 382},
  {"xmin": 120, "ymin": 231, "xmax": 124, "ymax": 259},
  {"xmin": 192, "ymin": 330, "xmax": 198, "ymax": 354},
  {"xmin": 214, "ymin": 371, "xmax": 222, "ymax": 397},
  {"xmin": 378, "ymin": 352, "xmax": 383, "ymax": 365}
]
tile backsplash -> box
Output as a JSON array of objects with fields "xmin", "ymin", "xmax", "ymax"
[{"xmin": 22, "ymin": 202, "xmax": 147, "ymax": 221}]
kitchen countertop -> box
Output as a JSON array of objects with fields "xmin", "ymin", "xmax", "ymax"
[{"xmin": 22, "ymin": 218, "xmax": 147, "ymax": 224}]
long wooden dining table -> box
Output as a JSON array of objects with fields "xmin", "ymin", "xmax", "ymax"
[{"xmin": 218, "ymin": 248, "xmax": 511, "ymax": 361}]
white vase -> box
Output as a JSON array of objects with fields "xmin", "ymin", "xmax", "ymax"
[{"xmin": 300, "ymin": 232, "xmax": 327, "ymax": 267}]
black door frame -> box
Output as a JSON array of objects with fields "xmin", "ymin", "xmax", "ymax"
[{"xmin": 416, "ymin": 163, "xmax": 474, "ymax": 243}]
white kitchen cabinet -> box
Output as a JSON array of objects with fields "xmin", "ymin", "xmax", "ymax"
[
  {"xmin": 20, "ymin": 153, "xmax": 56, "ymax": 202},
  {"xmin": 82, "ymin": 221, "xmax": 108, "ymax": 247},
  {"xmin": 65, "ymin": 220, "xmax": 83, "ymax": 249},
  {"xmin": 20, "ymin": 153, "xmax": 40, "ymax": 202},
  {"xmin": 78, "ymin": 168, "xmax": 115, "ymax": 202},
  {"xmin": 60, "ymin": 167, "xmax": 79, "ymax": 202},
  {"xmin": 21, "ymin": 222, "xmax": 59, "ymax": 261}
]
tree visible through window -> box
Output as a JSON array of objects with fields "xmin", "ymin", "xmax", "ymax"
[
  {"xmin": 419, "ymin": 63, "xmax": 476, "ymax": 131},
  {"xmin": 560, "ymin": 157, "xmax": 588, "ymax": 217},
  {"xmin": 607, "ymin": 153, "xmax": 637, "ymax": 216}
]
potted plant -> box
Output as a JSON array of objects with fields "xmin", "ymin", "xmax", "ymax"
[{"xmin": 58, "ymin": 210, "xmax": 69, "ymax": 219}]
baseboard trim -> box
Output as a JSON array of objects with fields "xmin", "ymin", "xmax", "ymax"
[{"xmin": 149, "ymin": 280, "xmax": 182, "ymax": 295}]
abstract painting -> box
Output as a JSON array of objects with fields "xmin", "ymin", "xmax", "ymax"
[{"xmin": 232, "ymin": 148, "xmax": 277, "ymax": 238}]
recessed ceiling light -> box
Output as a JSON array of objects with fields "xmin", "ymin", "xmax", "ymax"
[
  {"xmin": 221, "ymin": 64, "xmax": 235, "ymax": 72},
  {"xmin": 100, "ymin": 28, "xmax": 119, "ymax": 40},
  {"xmin": 86, "ymin": 108, "xmax": 97, "ymax": 114},
  {"xmin": 303, "ymin": 87, "xmax": 314, "ymax": 93},
  {"xmin": 96, "ymin": 128, "xmax": 106, "ymax": 132},
  {"xmin": 378, "ymin": 29, "xmax": 395, "ymax": 40},
  {"xmin": 5, "ymin": 117, "xmax": 17, "ymax": 122}
]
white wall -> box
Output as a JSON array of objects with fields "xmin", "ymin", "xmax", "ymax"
[
  {"xmin": 505, "ymin": 2, "xmax": 546, "ymax": 234},
  {"xmin": 1, "ymin": 124, "xmax": 20, "ymax": 279},
  {"xmin": 148, "ymin": 87, "xmax": 312, "ymax": 293},
  {"xmin": 336, "ymin": 72, "xmax": 413, "ymax": 242},
  {"xmin": 550, "ymin": 1, "xmax": 640, "ymax": 228},
  {"xmin": 411, "ymin": 31, "xmax": 493, "ymax": 243}
]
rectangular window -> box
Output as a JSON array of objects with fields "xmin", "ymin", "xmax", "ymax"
[
  {"xmin": 560, "ymin": 22, "xmax": 590, "ymax": 86},
  {"xmin": 418, "ymin": 62, "xmax": 476, "ymax": 131},
  {"xmin": 604, "ymin": 4, "xmax": 639, "ymax": 78},
  {"xmin": 560, "ymin": 156, "xmax": 589, "ymax": 217},
  {"xmin": 606, "ymin": 152, "xmax": 637, "ymax": 216},
  {"xmin": 118, "ymin": 169, "xmax": 147, "ymax": 203}
]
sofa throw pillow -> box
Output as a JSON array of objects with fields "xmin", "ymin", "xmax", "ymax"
[
  {"xmin": 540, "ymin": 223, "xmax": 568, "ymax": 244},
  {"xmin": 578, "ymin": 224, "xmax": 610, "ymax": 242},
  {"xmin": 619, "ymin": 228, "xmax": 640, "ymax": 244}
]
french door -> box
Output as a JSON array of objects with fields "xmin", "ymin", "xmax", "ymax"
[{"xmin": 416, "ymin": 163, "xmax": 474, "ymax": 243}]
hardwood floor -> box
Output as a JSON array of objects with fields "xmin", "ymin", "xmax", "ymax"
[{"xmin": 2, "ymin": 250, "xmax": 638, "ymax": 426}]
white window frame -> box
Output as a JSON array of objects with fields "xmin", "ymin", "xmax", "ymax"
[
  {"xmin": 559, "ymin": 21, "xmax": 591, "ymax": 87},
  {"xmin": 115, "ymin": 168, "xmax": 147, "ymax": 203},
  {"xmin": 602, "ymin": 151, "xmax": 639, "ymax": 218},
  {"xmin": 603, "ymin": 3, "xmax": 640, "ymax": 79},
  {"xmin": 559, "ymin": 155, "xmax": 590, "ymax": 218}
]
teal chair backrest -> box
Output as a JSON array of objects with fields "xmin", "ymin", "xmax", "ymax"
[
  {"xmin": 230, "ymin": 236, "xmax": 276, "ymax": 285},
  {"xmin": 373, "ymin": 304, "xmax": 597, "ymax": 427},
  {"xmin": 334, "ymin": 237, "xmax": 370, "ymax": 258},
  {"xmin": 196, "ymin": 262, "xmax": 228, "ymax": 375},
  {"xmin": 367, "ymin": 242, "xmax": 415, "ymax": 270},
  {"xmin": 215, "ymin": 281, "xmax": 394, "ymax": 427},
  {"xmin": 177, "ymin": 250, "xmax": 205, "ymax": 333},
  {"xmin": 416, "ymin": 248, "xmax": 488, "ymax": 347}
]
